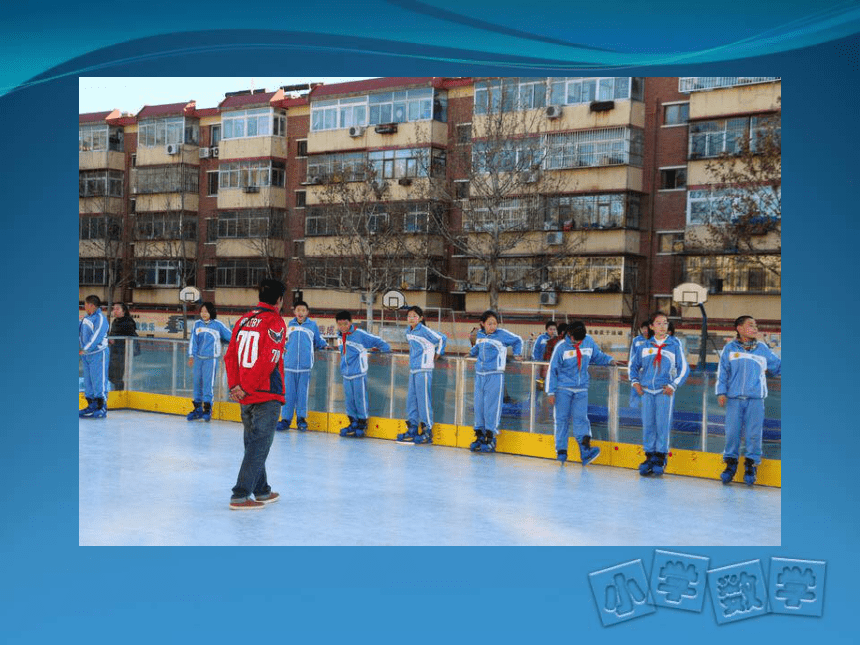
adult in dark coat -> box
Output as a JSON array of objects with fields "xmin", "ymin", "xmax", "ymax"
[{"xmin": 108, "ymin": 302, "xmax": 137, "ymax": 391}]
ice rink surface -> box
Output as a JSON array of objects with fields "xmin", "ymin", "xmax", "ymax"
[{"xmin": 80, "ymin": 411, "xmax": 780, "ymax": 546}]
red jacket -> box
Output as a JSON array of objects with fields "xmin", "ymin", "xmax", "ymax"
[{"xmin": 224, "ymin": 302, "xmax": 287, "ymax": 405}]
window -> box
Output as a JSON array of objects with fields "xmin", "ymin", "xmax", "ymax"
[
  {"xmin": 305, "ymin": 207, "xmax": 331, "ymax": 237},
  {"xmin": 80, "ymin": 216, "xmax": 121, "ymax": 241},
  {"xmin": 657, "ymin": 232, "xmax": 685, "ymax": 254},
  {"xmin": 548, "ymin": 257, "xmax": 631, "ymax": 292},
  {"xmin": 663, "ymin": 103, "xmax": 689, "ymax": 126},
  {"xmin": 546, "ymin": 193, "xmax": 640, "ymax": 230},
  {"xmin": 684, "ymin": 255, "xmax": 780, "ymax": 293},
  {"xmin": 296, "ymin": 140, "xmax": 308, "ymax": 157},
  {"xmin": 304, "ymin": 259, "xmax": 362, "ymax": 288},
  {"xmin": 464, "ymin": 197, "xmax": 541, "ymax": 232},
  {"xmin": 750, "ymin": 115, "xmax": 781, "ymax": 152},
  {"xmin": 472, "ymin": 136, "xmax": 543, "ymax": 174},
  {"xmin": 295, "ymin": 191, "xmax": 306, "ymax": 208},
  {"xmin": 219, "ymin": 161, "xmax": 285, "ymax": 188},
  {"xmin": 548, "ymin": 77, "xmax": 643, "ymax": 106},
  {"xmin": 134, "ymin": 260, "xmax": 192, "ymax": 287},
  {"xmin": 679, "ymin": 77, "xmax": 780, "ymax": 93},
  {"xmin": 454, "ymin": 180, "xmax": 470, "ymax": 200},
  {"xmin": 216, "ymin": 259, "xmax": 277, "ymax": 288},
  {"xmin": 216, "ymin": 210, "xmax": 284, "ymax": 239},
  {"xmin": 659, "ymin": 167, "xmax": 687, "ymax": 190},
  {"xmin": 207, "ymin": 171, "xmax": 219, "ymax": 196},
  {"xmin": 310, "ymin": 88, "xmax": 445, "ymax": 132},
  {"xmin": 687, "ymin": 186, "xmax": 780, "ymax": 225},
  {"xmin": 210, "ymin": 124, "xmax": 221, "ymax": 146},
  {"xmin": 80, "ymin": 124, "xmax": 124, "ymax": 152},
  {"xmin": 132, "ymin": 165, "xmax": 198, "ymax": 194},
  {"xmin": 368, "ymin": 147, "xmax": 445, "ymax": 180},
  {"xmin": 204, "ymin": 265, "xmax": 216, "ymax": 290},
  {"xmin": 467, "ymin": 259, "xmax": 541, "ymax": 291},
  {"xmin": 689, "ymin": 118, "xmax": 748, "ymax": 159},
  {"xmin": 404, "ymin": 203, "xmax": 430, "ymax": 233},
  {"xmin": 80, "ymin": 260, "xmax": 107, "ymax": 285},
  {"xmin": 306, "ymin": 152, "xmax": 366, "ymax": 183},
  {"xmin": 79, "ymin": 170, "xmax": 124, "ymax": 198},
  {"xmin": 544, "ymin": 127, "xmax": 644, "ymax": 169},
  {"xmin": 222, "ymin": 109, "xmax": 285, "ymax": 139},
  {"xmin": 293, "ymin": 240, "xmax": 304, "ymax": 258},
  {"xmin": 138, "ymin": 117, "xmax": 198, "ymax": 147},
  {"xmin": 130, "ymin": 198, "xmax": 136, "ymax": 213},
  {"xmin": 134, "ymin": 213, "xmax": 197, "ymax": 241},
  {"xmin": 131, "ymin": 154, "xmax": 136, "ymax": 167},
  {"xmin": 456, "ymin": 123, "xmax": 472, "ymax": 144}
]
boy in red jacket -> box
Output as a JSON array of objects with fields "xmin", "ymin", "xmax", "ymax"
[{"xmin": 224, "ymin": 279, "xmax": 287, "ymax": 510}]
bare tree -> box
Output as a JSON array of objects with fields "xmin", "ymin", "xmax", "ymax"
[
  {"xmin": 418, "ymin": 85, "xmax": 587, "ymax": 312},
  {"xmin": 686, "ymin": 105, "xmax": 781, "ymax": 281},
  {"xmin": 306, "ymin": 168, "xmax": 411, "ymax": 326}
]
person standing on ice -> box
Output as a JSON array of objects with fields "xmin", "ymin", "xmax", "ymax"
[
  {"xmin": 396, "ymin": 305, "xmax": 447, "ymax": 445},
  {"xmin": 79, "ymin": 295, "xmax": 110, "ymax": 419},
  {"xmin": 545, "ymin": 320, "xmax": 615, "ymax": 465},
  {"xmin": 276, "ymin": 300, "xmax": 328, "ymax": 432},
  {"xmin": 468, "ymin": 310, "xmax": 523, "ymax": 454},
  {"xmin": 335, "ymin": 310, "xmax": 391, "ymax": 439},
  {"xmin": 716, "ymin": 315, "xmax": 781, "ymax": 486},
  {"xmin": 186, "ymin": 302, "xmax": 232, "ymax": 422}
]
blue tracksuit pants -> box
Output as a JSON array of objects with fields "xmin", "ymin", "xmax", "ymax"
[
  {"xmin": 192, "ymin": 357, "xmax": 218, "ymax": 403},
  {"xmin": 474, "ymin": 372, "xmax": 504, "ymax": 435},
  {"xmin": 343, "ymin": 375, "xmax": 369, "ymax": 420},
  {"xmin": 723, "ymin": 397, "xmax": 765, "ymax": 464},
  {"xmin": 641, "ymin": 390, "xmax": 675, "ymax": 453},
  {"xmin": 82, "ymin": 349, "xmax": 109, "ymax": 399},
  {"xmin": 407, "ymin": 371, "xmax": 434, "ymax": 429},
  {"xmin": 282, "ymin": 371, "xmax": 311, "ymax": 422},
  {"xmin": 553, "ymin": 388, "xmax": 591, "ymax": 452}
]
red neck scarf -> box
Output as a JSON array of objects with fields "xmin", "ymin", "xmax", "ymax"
[
  {"xmin": 573, "ymin": 340, "xmax": 583, "ymax": 369},
  {"xmin": 652, "ymin": 338, "xmax": 667, "ymax": 368},
  {"xmin": 340, "ymin": 326, "xmax": 353, "ymax": 355}
]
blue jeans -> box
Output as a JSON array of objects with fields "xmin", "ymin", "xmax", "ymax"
[{"xmin": 231, "ymin": 400, "xmax": 280, "ymax": 501}]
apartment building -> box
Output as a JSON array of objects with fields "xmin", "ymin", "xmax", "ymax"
[{"xmin": 79, "ymin": 77, "xmax": 781, "ymax": 332}]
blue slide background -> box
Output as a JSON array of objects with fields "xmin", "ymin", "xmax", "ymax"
[{"xmin": 1, "ymin": 0, "xmax": 857, "ymax": 640}]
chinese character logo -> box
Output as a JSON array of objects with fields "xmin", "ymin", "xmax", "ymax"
[
  {"xmin": 769, "ymin": 558, "xmax": 826, "ymax": 617},
  {"xmin": 650, "ymin": 550, "xmax": 709, "ymax": 612},
  {"xmin": 589, "ymin": 560, "xmax": 655, "ymax": 626},
  {"xmin": 717, "ymin": 572, "xmax": 764, "ymax": 617},
  {"xmin": 708, "ymin": 560, "xmax": 769, "ymax": 624}
]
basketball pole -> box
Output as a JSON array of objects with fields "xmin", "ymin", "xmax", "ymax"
[{"xmin": 697, "ymin": 302, "xmax": 707, "ymax": 373}]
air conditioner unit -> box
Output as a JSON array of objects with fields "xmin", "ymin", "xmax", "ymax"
[
  {"xmin": 545, "ymin": 105, "xmax": 563, "ymax": 119},
  {"xmin": 166, "ymin": 144, "xmax": 180, "ymax": 155},
  {"xmin": 198, "ymin": 147, "xmax": 210, "ymax": 159},
  {"xmin": 374, "ymin": 123, "xmax": 398, "ymax": 135},
  {"xmin": 211, "ymin": 146, "xmax": 219, "ymax": 158},
  {"xmin": 590, "ymin": 100, "xmax": 615, "ymax": 112},
  {"xmin": 540, "ymin": 291, "xmax": 558, "ymax": 305},
  {"xmin": 546, "ymin": 231, "xmax": 563, "ymax": 245},
  {"xmin": 371, "ymin": 180, "xmax": 387, "ymax": 193},
  {"xmin": 398, "ymin": 177, "xmax": 412, "ymax": 187},
  {"xmin": 348, "ymin": 126, "xmax": 365, "ymax": 138},
  {"xmin": 523, "ymin": 171, "xmax": 539, "ymax": 184},
  {"xmin": 307, "ymin": 176, "xmax": 323, "ymax": 185},
  {"xmin": 242, "ymin": 185, "xmax": 260, "ymax": 193},
  {"xmin": 452, "ymin": 281, "xmax": 468, "ymax": 293}
]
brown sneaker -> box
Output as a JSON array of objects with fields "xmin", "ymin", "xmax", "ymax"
[
  {"xmin": 229, "ymin": 498, "xmax": 265, "ymax": 510},
  {"xmin": 255, "ymin": 491, "xmax": 280, "ymax": 504}
]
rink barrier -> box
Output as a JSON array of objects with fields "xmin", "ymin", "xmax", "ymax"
[{"xmin": 90, "ymin": 390, "xmax": 780, "ymax": 487}]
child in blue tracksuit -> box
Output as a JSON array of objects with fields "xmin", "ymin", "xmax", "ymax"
[
  {"xmin": 627, "ymin": 320, "xmax": 651, "ymax": 409},
  {"xmin": 531, "ymin": 320, "xmax": 558, "ymax": 361},
  {"xmin": 335, "ymin": 310, "xmax": 391, "ymax": 438},
  {"xmin": 716, "ymin": 315, "xmax": 781, "ymax": 486},
  {"xmin": 629, "ymin": 312, "xmax": 689, "ymax": 476},
  {"xmin": 79, "ymin": 294, "xmax": 110, "ymax": 418},
  {"xmin": 545, "ymin": 320, "xmax": 615, "ymax": 465},
  {"xmin": 469, "ymin": 310, "xmax": 523, "ymax": 453},
  {"xmin": 187, "ymin": 302, "xmax": 232, "ymax": 421},
  {"xmin": 397, "ymin": 305, "xmax": 447, "ymax": 445},
  {"xmin": 277, "ymin": 300, "xmax": 328, "ymax": 432}
]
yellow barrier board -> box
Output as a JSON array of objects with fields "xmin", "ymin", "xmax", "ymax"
[{"xmin": 81, "ymin": 392, "xmax": 781, "ymax": 487}]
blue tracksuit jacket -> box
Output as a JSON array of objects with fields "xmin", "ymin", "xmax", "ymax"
[
  {"xmin": 545, "ymin": 335, "xmax": 614, "ymax": 395},
  {"xmin": 532, "ymin": 332, "xmax": 551, "ymax": 361},
  {"xmin": 284, "ymin": 318, "xmax": 328, "ymax": 372},
  {"xmin": 629, "ymin": 335, "xmax": 689, "ymax": 392},
  {"xmin": 716, "ymin": 339, "xmax": 781, "ymax": 399},
  {"xmin": 406, "ymin": 323, "xmax": 447, "ymax": 372},
  {"xmin": 470, "ymin": 328, "xmax": 524, "ymax": 373},
  {"xmin": 80, "ymin": 310, "xmax": 109, "ymax": 355},
  {"xmin": 188, "ymin": 319, "xmax": 232, "ymax": 358},
  {"xmin": 338, "ymin": 325, "xmax": 391, "ymax": 379}
]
